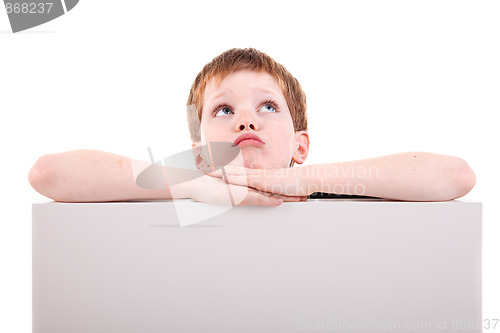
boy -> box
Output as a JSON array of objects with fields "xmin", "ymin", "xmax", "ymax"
[{"xmin": 28, "ymin": 48, "xmax": 476, "ymax": 205}]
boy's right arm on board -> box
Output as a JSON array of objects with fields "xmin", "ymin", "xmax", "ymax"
[{"xmin": 28, "ymin": 149, "xmax": 179, "ymax": 202}]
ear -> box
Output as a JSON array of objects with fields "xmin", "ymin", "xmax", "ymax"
[
  {"xmin": 292, "ymin": 131, "xmax": 310, "ymax": 165},
  {"xmin": 191, "ymin": 141, "xmax": 207, "ymax": 171}
]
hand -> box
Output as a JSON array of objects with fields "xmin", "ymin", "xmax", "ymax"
[
  {"xmin": 172, "ymin": 172, "xmax": 306, "ymax": 206},
  {"xmin": 207, "ymin": 165, "xmax": 316, "ymax": 197}
]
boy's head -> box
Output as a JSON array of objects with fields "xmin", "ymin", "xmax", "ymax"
[{"xmin": 187, "ymin": 48, "xmax": 309, "ymax": 168}]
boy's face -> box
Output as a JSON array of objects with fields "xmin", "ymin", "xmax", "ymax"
[{"xmin": 197, "ymin": 70, "xmax": 309, "ymax": 169}]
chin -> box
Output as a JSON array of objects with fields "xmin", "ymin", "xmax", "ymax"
[
  {"xmin": 245, "ymin": 161, "xmax": 265, "ymax": 169},
  {"xmin": 241, "ymin": 156, "xmax": 271, "ymax": 169},
  {"xmin": 245, "ymin": 159, "xmax": 289, "ymax": 169},
  {"xmin": 233, "ymin": 151, "xmax": 290, "ymax": 169}
]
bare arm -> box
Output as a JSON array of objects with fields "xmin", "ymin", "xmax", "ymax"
[
  {"xmin": 28, "ymin": 150, "xmax": 176, "ymax": 202},
  {"xmin": 310, "ymin": 152, "xmax": 476, "ymax": 201}
]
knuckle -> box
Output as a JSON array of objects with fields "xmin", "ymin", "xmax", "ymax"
[
  {"xmin": 254, "ymin": 193, "xmax": 270, "ymax": 206},
  {"xmin": 249, "ymin": 176, "xmax": 262, "ymax": 188}
]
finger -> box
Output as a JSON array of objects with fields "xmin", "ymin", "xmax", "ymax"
[
  {"xmin": 206, "ymin": 168, "xmax": 223, "ymax": 178},
  {"xmin": 208, "ymin": 168, "xmax": 283, "ymax": 195},
  {"xmin": 267, "ymin": 192, "xmax": 307, "ymax": 202},
  {"xmin": 250, "ymin": 192, "xmax": 283, "ymax": 206},
  {"xmin": 207, "ymin": 165, "xmax": 254, "ymax": 177},
  {"xmin": 231, "ymin": 187, "xmax": 280, "ymax": 207},
  {"xmin": 279, "ymin": 195, "xmax": 307, "ymax": 202},
  {"xmin": 239, "ymin": 191, "xmax": 306, "ymax": 206},
  {"xmin": 208, "ymin": 170, "xmax": 255, "ymax": 190}
]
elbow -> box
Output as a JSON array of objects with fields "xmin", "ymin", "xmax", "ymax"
[
  {"xmin": 446, "ymin": 157, "xmax": 476, "ymax": 200},
  {"xmin": 28, "ymin": 154, "xmax": 57, "ymax": 200}
]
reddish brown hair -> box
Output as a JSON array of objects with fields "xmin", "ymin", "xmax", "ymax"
[{"xmin": 186, "ymin": 48, "xmax": 307, "ymax": 142}]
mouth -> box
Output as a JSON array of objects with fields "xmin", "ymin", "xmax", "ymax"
[{"xmin": 233, "ymin": 133, "xmax": 265, "ymax": 147}]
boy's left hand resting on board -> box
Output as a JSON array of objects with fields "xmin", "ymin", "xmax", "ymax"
[
  {"xmin": 171, "ymin": 171, "xmax": 306, "ymax": 206},
  {"xmin": 208, "ymin": 152, "xmax": 476, "ymax": 201}
]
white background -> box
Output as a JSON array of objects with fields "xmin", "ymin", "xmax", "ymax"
[{"xmin": 1, "ymin": 0, "xmax": 499, "ymax": 331}]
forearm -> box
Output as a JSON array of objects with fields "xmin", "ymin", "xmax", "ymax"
[
  {"xmin": 28, "ymin": 149, "xmax": 179, "ymax": 202},
  {"xmin": 309, "ymin": 152, "xmax": 476, "ymax": 201}
]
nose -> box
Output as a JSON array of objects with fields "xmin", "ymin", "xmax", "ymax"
[
  {"xmin": 236, "ymin": 121, "xmax": 256, "ymax": 131},
  {"xmin": 234, "ymin": 111, "xmax": 258, "ymax": 132}
]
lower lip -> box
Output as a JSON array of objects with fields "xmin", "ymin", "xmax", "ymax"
[{"xmin": 237, "ymin": 139, "xmax": 265, "ymax": 147}]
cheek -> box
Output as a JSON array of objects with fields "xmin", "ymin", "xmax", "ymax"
[
  {"xmin": 268, "ymin": 128, "xmax": 297, "ymax": 159},
  {"xmin": 271, "ymin": 121, "xmax": 296, "ymax": 145},
  {"xmin": 200, "ymin": 120, "xmax": 224, "ymax": 141}
]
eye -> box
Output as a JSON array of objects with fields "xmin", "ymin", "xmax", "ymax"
[
  {"xmin": 259, "ymin": 100, "xmax": 278, "ymax": 113},
  {"xmin": 214, "ymin": 105, "xmax": 234, "ymax": 117}
]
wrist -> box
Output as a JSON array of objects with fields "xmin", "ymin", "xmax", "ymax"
[{"xmin": 302, "ymin": 164, "xmax": 321, "ymax": 195}]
